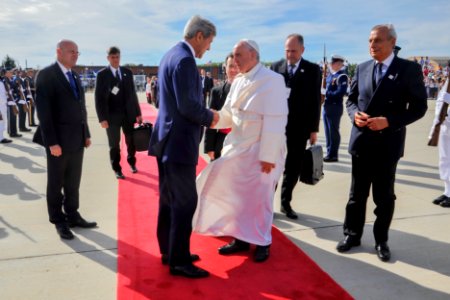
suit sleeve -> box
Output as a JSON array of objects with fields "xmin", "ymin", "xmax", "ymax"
[
  {"xmin": 35, "ymin": 69, "xmax": 58, "ymax": 146},
  {"xmin": 346, "ymin": 65, "xmax": 360, "ymax": 123},
  {"xmin": 173, "ymin": 57, "xmax": 213, "ymax": 127},
  {"xmin": 385, "ymin": 63, "xmax": 427, "ymax": 130},
  {"xmin": 94, "ymin": 72, "xmax": 109, "ymax": 122},
  {"xmin": 311, "ymin": 64, "xmax": 322, "ymax": 133}
]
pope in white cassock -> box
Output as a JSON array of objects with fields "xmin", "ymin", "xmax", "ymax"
[{"xmin": 193, "ymin": 39, "xmax": 289, "ymax": 262}]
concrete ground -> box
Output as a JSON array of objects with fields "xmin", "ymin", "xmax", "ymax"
[{"xmin": 0, "ymin": 92, "xmax": 449, "ymax": 300}]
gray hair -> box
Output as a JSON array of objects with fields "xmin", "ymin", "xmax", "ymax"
[
  {"xmin": 371, "ymin": 24, "xmax": 397, "ymax": 40},
  {"xmin": 183, "ymin": 15, "xmax": 216, "ymax": 39},
  {"xmin": 56, "ymin": 39, "xmax": 76, "ymax": 50},
  {"xmin": 286, "ymin": 33, "xmax": 304, "ymax": 46}
]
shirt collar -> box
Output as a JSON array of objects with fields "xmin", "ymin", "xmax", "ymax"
[
  {"xmin": 57, "ymin": 60, "xmax": 70, "ymax": 76},
  {"xmin": 377, "ymin": 52, "xmax": 395, "ymax": 68},
  {"xmin": 182, "ymin": 40, "xmax": 196, "ymax": 58}
]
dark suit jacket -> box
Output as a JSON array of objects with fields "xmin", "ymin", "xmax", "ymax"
[
  {"xmin": 94, "ymin": 66, "xmax": 141, "ymax": 124},
  {"xmin": 33, "ymin": 62, "xmax": 90, "ymax": 152},
  {"xmin": 271, "ymin": 58, "xmax": 321, "ymax": 140},
  {"xmin": 149, "ymin": 42, "xmax": 213, "ymax": 165},
  {"xmin": 204, "ymin": 81, "xmax": 230, "ymax": 153},
  {"xmin": 346, "ymin": 56, "xmax": 427, "ymax": 159}
]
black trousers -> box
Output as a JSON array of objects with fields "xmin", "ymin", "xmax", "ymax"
[
  {"xmin": 18, "ymin": 105, "xmax": 27, "ymax": 130},
  {"xmin": 106, "ymin": 115, "xmax": 136, "ymax": 172},
  {"xmin": 7, "ymin": 106, "xmax": 17, "ymax": 135},
  {"xmin": 343, "ymin": 153, "xmax": 398, "ymax": 244},
  {"xmin": 29, "ymin": 104, "xmax": 37, "ymax": 125},
  {"xmin": 46, "ymin": 147, "xmax": 84, "ymax": 224},
  {"xmin": 280, "ymin": 136, "xmax": 308, "ymax": 205},
  {"xmin": 156, "ymin": 159, "xmax": 197, "ymax": 266}
]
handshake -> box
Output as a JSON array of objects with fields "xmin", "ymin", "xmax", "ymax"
[{"xmin": 210, "ymin": 109, "xmax": 220, "ymax": 128}]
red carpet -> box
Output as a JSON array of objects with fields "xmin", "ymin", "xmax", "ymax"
[{"xmin": 117, "ymin": 104, "xmax": 353, "ymax": 300}]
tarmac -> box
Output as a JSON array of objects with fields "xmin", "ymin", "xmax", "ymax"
[{"xmin": 0, "ymin": 92, "xmax": 449, "ymax": 300}]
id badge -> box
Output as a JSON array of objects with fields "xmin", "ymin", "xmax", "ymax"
[{"xmin": 111, "ymin": 86, "xmax": 120, "ymax": 95}]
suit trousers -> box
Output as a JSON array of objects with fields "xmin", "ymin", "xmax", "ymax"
[
  {"xmin": 344, "ymin": 153, "xmax": 398, "ymax": 243},
  {"xmin": 212, "ymin": 132, "xmax": 227, "ymax": 160},
  {"xmin": 156, "ymin": 159, "xmax": 198, "ymax": 266},
  {"xmin": 281, "ymin": 135, "xmax": 308, "ymax": 205},
  {"xmin": 322, "ymin": 103, "xmax": 343, "ymax": 159},
  {"xmin": 7, "ymin": 106, "xmax": 17, "ymax": 135},
  {"xmin": 18, "ymin": 105, "xmax": 27, "ymax": 130},
  {"xmin": 106, "ymin": 115, "xmax": 136, "ymax": 172},
  {"xmin": 46, "ymin": 147, "xmax": 84, "ymax": 224}
]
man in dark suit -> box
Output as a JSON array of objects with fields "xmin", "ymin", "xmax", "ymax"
[
  {"xmin": 200, "ymin": 68, "xmax": 213, "ymax": 106},
  {"xmin": 204, "ymin": 53, "xmax": 238, "ymax": 161},
  {"xmin": 336, "ymin": 24, "xmax": 427, "ymax": 261},
  {"xmin": 271, "ymin": 34, "xmax": 321, "ymax": 219},
  {"xmin": 33, "ymin": 39, "xmax": 97, "ymax": 240},
  {"xmin": 95, "ymin": 46, "xmax": 142, "ymax": 179},
  {"xmin": 149, "ymin": 15, "xmax": 219, "ymax": 278}
]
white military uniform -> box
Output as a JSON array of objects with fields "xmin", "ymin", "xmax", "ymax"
[
  {"xmin": 431, "ymin": 79, "xmax": 450, "ymax": 194},
  {"xmin": 193, "ymin": 63, "xmax": 288, "ymax": 246}
]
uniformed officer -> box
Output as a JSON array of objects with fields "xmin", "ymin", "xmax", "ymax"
[
  {"xmin": 14, "ymin": 70, "xmax": 31, "ymax": 132},
  {"xmin": 322, "ymin": 54, "xmax": 348, "ymax": 162},
  {"xmin": 0, "ymin": 69, "xmax": 13, "ymax": 143},
  {"xmin": 3, "ymin": 68, "xmax": 22, "ymax": 138}
]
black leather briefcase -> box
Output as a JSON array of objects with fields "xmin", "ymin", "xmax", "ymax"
[
  {"xmin": 132, "ymin": 122, "xmax": 153, "ymax": 152},
  {"xmin": 299, "ymin": 144, "xmax": 324, "ymax": 185}
]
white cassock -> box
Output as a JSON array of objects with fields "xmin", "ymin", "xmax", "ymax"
[
  {"xmin": 193, "ymin": 63, "xmax": 289, "ymax": 246},
  {"xmin": 430, "ymin": 79, "xmax": 450, "ymax": 181},
  {"xmin": 0, "ymin": 81, "xmax": 8, "ymax": 140}
]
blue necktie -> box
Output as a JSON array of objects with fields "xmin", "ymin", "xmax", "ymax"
[
  {"xmin": 288, "ymin": 64, "xmax": 295, "ymax": 78},
  {"xmin": 375, "ymin": 63, "xmax": 383, "ymax": 86},
  {"xmin": 66, "ymin": 71, "xmax": 79, "ymax": 100}
]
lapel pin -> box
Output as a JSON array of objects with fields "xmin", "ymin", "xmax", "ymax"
[
  {"xmin": 300, "ymin": 69, "xmax": 304, "ymax": 73},
  {"xmin": 388, "ymin": 75, "xmax": 394, "ymax": 80}
]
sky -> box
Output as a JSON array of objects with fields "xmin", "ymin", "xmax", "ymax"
[{"xmin": 1, "ymin": 0, "xmax": 449, "ymax": 69}]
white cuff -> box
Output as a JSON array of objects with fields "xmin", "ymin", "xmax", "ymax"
[
  {"xmin": 443, "ymin": 92, "xmax": 450, "ymax": 104},
  {"xmin": 7, "ymin": 101, "xmax": 15, "ymax": 106},
  {"xmin": 321, "ymin": 88, "xmax": 326, "ymax": 95},
  {"xmin": 18, "ymin": 100, "xmax": 26, "ymax": 104}
]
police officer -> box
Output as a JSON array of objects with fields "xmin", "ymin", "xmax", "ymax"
[
  {"xmin": 322, "ymin": 54, "xmax": 348, "ymax": 162},
  {"xmin": 14, "ymin": 70, "xmax": 31, "ymax": 132}
]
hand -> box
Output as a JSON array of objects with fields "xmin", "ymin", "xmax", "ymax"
[
  {"xmin": 260, "ymin": 161, "xmax": 275, "ymax": 174},
  {"xmin": 207, "ymin": 151, "xmax": 215, "ymax": 161},
  {"xmin": 210, "ymin": 109, "xmax": 220, "ymax": 128},
  {"xmin": 85, "ymin": 138, "xmax": 91, "ymax": 148},
  {"xmin": 100, "ymin": 120, "xmax": 109, "ymax": 128},
  {"xmin": 309, "ymin": 132, "xmax": 318, "ymax": 145},
  {"xmin": 136, "ymin": 116, "xmax": 143, "ymax": 124},
  {"xmin": 367, "ymin": 117, "xmax": 389, "ymax": 131},
  {"xmin": 49, "ymin": 144, "xmax": 62, "ymax": 157},
  {"xmin": 354, "ymin": 111, "xmax": 370, "ymax": 128}
]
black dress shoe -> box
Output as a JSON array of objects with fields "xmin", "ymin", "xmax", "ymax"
[
  {"xmin": 0, "ymin": 138, "xmax": 12, "ymax": 143},
  {"xmin": 56, "ymin": 223, "xmax": 75, "ymax": 240},
  {"xmin": 69, "ymin": 217, "xmax": 97, "ymax": 228},
  {"xmin": 323, "ymin": 157, "xmax": 338, "ymax": 162},
  {"xmin": 375, "ymin": 242, "xmax": 391, "ymax": 262},
  {"xmin": 432, "ymin": 194, "xmax": 449, "ymax": 205},
  {"xmin": 29, "ymin": 124, "xmax": 38, "ymax": 127},
  {"xmin": 19, "ymin": 127, "xmax": 32, "ymax": 132},
  {"xmin": 336, "ymin": 235, "xmax": 361, "ymax": 252},
  {"xmin": 161, "ymin": 254, "xmax": 200, "ymax": 265},
  {"xmin": 170, "ymin": 264, "xmax": 209, "ymax": 278},
  {"xmin": 9, "ymin": 133, "xmax": 22, "ymax": 138},
  {"xmin": 130, "ymin": 165, "xmax": 138, "ymax": 173},
  {"xmin": 280, "ymin": 203, "xmax": 298, "ymax": 219},
  {"xmin": 254, "ymin": 245, "xmax": 270, "ymax": 262},
  {"xmin": 440, "ymin": 198, "xmax": 450, "ymax": 207},
  {"xmin": 115, "ymin": 171, "xmax": 125, "ymax": 179},
  {"xmin": 218, "ymin": 239, "xmax": 250, "ymax": 255}
]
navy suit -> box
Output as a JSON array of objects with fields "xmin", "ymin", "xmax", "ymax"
[
  {"xmin": 344, "ymin": 56, "xmax": 427, "ymax": 243},
  {"xmin": 323, "ymin": 70, "xmax": 348, "ymax": 159},
  {"xmin": 33, "ymin": 62, "xmax": 90, "ymax": 224},
  {"xmin": 149, "ymin": 42, "xmax": 213, "ymax": 266}
]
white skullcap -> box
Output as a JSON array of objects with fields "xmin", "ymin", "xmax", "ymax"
[{"xmin": 240, "ymin": 39, "xmax": 259, "ymax": 53}]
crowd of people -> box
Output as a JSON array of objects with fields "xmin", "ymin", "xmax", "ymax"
[
  {"xmin": 2, "ymin": 15, "xmax": 450, "ymax": 281},
  {"xmin": 413, "ymin": 56, "xmax": 450, "ymax": 99}
]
